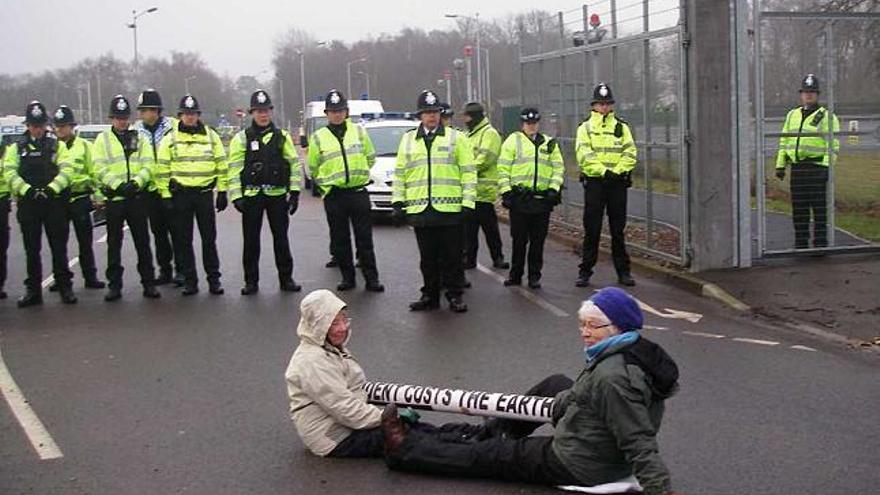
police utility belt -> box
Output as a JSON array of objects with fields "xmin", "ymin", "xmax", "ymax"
[{"xmin": 170, "ymin": 178, "xmax": 216, "ymax": 194}]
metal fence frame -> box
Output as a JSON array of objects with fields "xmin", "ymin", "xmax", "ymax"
[
  {"xmin": 754, "ymin": 5, "xmax": 880, "ymax": 257},
  {"xmin": 519, "ymin": 0, "xmax": 690, "ymax": 264}
]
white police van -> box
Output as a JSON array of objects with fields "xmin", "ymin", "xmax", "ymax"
[{"xmin": 359, "ymin": 113, "xmax": 418, "ymax": 215}]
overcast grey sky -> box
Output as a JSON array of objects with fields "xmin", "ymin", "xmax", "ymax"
[{"xmin": 0, "ymin": 0, "xmax": 591, "ymax": 78}]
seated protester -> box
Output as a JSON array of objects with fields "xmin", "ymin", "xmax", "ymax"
[
  {"xmin": 381, "ymin": 287, "xmax": 684, "ymax": 495},
  {"xmin": 285, "ymin": 289, "xmax": 494, "ymax": 458}
]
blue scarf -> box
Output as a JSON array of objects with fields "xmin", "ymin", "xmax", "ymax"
[{"xmin": 585, "ymin": 331, "xmax": 640, "ymax": 363}]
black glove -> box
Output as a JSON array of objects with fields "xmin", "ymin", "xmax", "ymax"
[
  {"xmin": 501, "ymin": 191, "xmax": 513, "ymax": 209},
  {"xmin": 544, "ymin": 189, "xmax": 560, "ymax": 206},
  {"xmin": 287, "ymin": 191, "xmax": 299, "ymax": 215},
  {"xmin": 215, "ymin": 191, "xmax": 228, "ymax": 212},
  {"xmin": 603, "ymin": 169, "xmax": 621, "ymax": 181},
  {"xmin": 776, "ymin": 168, "xmax": 786, "ymax": 180},
  {"xmin": 391, "ymin": 203, "xmax": 406, "ymax": 227},
  {"xmin": 162, "ymin": 198, "xmax": 174, "ymax": 212},
  {"xmin": 24, "ymin": 187, "xmax": 40, "ymax": 200},
  {"xmin": 461, "ymin": 206, "xmax": 475, "ymax": 222},
  {"xmin": 233, "ymin": 198, "xmax": 244, "ymax": 213},
  {"xmin": 119, "ymin": 181, "xmax": 139, "ymax": 199}
]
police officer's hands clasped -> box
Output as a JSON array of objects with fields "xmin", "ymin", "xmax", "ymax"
[
  {"xmin": 501, "ymin": 191, "xmax": 514, "ymax": 209},
  {"xmin": 232, "ymin": 198, "xmax": 244, "ymax": 213},
  {"xmin": 215, "ymin": 191, "xmax": 228, "ymax": 212},
  {"xmin": 776, "ymin": 168, "xmax": 786, "ymax": 180},
  {"xmin": 544, "ymin": 189, "xmax": 560, "ymax": 206},
  {"xmin": 119, "ymin": 180, "xmax": 139, "ymax": 199},
  {"xmin": 287, "ymin": 191, "xmax": 299, "ymax": 215}
]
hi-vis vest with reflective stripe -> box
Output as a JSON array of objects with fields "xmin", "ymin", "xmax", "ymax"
[
  {"xmin": 307, "ymin": 120, "xmax": 375, "ymax": 196},
  {"xmin": 392, "ymin": 126, "xmax": 477, "ymax": 214},
  {"xmin": 775, "ymin": 106, "xmax": 840, "ymax": 168},
  {"xmin": 91, "ymin": 129, "xmax": 154, "ymax": 202},
  {"xmin": 156, "ymin": 124, "xmax": 228, "ymax": 199},
  {"xmin": 467, "ymin": 118, "xmax": 503, "ymax": 203},
  {"xmin": 497, "ymin": 132, "xmax": 564, "ymax": 194},
  {"xmin": 575, "ymin": 111, "xmax": 637, "ymax": 177},
  {"xmin": 3, "ymin": 137, "xmax": 73, "ymax": 197},
  {"xmin": 58, "ymin": 136, "xmax": 96, "ymax": 198},
  {"xmin": 226, "ymin": 126, "xmax": 301, "ymax": 202}
]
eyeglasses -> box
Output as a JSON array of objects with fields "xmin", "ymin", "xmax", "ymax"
[
  {"xmin": 579, "ymin": 320, "xmax": 612, "ymax": 330},
  {"xmin": 332, "ymin": 317, "xmax": 352, "ymax": 327}
]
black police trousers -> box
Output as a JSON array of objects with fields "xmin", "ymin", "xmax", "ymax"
[
  {"xmin": 0, "ymin": 197, "xmax": 9, "ymax": 290},
  {"xmin": 105, "ymin": 196, "xmax": 155, "ymax": 289},
  {"xmin": 323, "ymin": 188, "xmax": 379, "ymax": 284},
  {"xmin": 509, "ymin": 209, "xmax": 551, "ymax": 283},
  {"xmin": 17, "ymin": 197, "xmax": 72, "ymax": 291},
  {"xmin": 384, "ymin": 374, "xmax": 581, "ymax": 486},
  {"xmin": 790, "ymin": 162, "xmax": 829, "ymax": 249},
  {"xmin": 67, "ymin": 196, "xmax": 99, "ymax": 282},
  {"xmin": 464, "ymin": 201, "xmax": 504, "ymax": 265},
  {"xmin": 240, "ymin": 194, "xmax": 293, "ymax": 285},
  {"xmin": 414, "ymin": 224, "xmax": 465, "ymax": 300},
  {"xmin": 173, "ymin": 190, "xmax": 221, "ymax": 286},
  {"xmin": 580, "ymin": 178, "xmax": 631, "ymax": 277},
  {"xmin": 146, "ymin": 191, "xmax": 177, "ymax": 275}
]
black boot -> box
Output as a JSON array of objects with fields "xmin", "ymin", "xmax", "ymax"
[
  {"xmin": 365, "ymin": 279, "xmax": 385, "ymax": 292},
  {"xmin": 143, "ymin": 286, "xmax": 162, "ymax": 299},
  {"xmin": 49, "ymin": 282, "xmax": 59, "ymax": 292},
  {"xmin": 617, "ymin": 273, "xmax": 636, "ymax": 287},
  {"xmin": 182, "ymin": 284, "xmax": 199, "ymax": 296},
  {"xmin": 409, "ymin": 295, "xmax": 440, "ymax": 311},
  {"xmin": 0, "ymin": 288, "xmax": 7, "ymax": 299},
  {"xmin": 17, "ymin": 290, "xmax": 43, "ymax": 308},
  {"xmin": 503, "ymin": 277, "xmax": 521, "ymax": 286},
  {"xmin": 104, "ymin": 287, "xmax": 122, "ymax": 302},
  {"xmin": 280, "ymin": 279, "xmax": 302, "ymax": 292},
  {"xmin": 155, "ymin": 269, "xmax": 173, "ymax": 286},
  {"xmin": 325, "ymin": 257, "xmax": 338, "ymax": 268},
  {"xmin": 59, "ymin": 287, "xmax": 78, "ymax": 304},
  {"xmin": 172, "ymin": 272, "xmax": 185, "ymax": 288},
  {"xmin": 84, "ymin": 277, "xmax": 106, "ymax": 289},
  {"xmin": 528, "ymin": 278, "xmax": 542, "ymax": 290},
  {"xmin": 575, "ymin": 273, "xmax": 591, "ymax": 287},
  {"xmin": 493, "ymin": 257, "xmax": 510, "ymax": 269},
  {"xmin": 336, "ymin": 279, "xmax": 356, "ymax": 291},
  {"xmin": 448, "ymin": 296, "xmax": 468, "ymax": 313},
  {"xmin": 208, "ymin": 280, "xmax": 224, "ymax": 295},
  {"xmin": 240, "ymin": 283, "xmax": 259, "ymax": 296}
]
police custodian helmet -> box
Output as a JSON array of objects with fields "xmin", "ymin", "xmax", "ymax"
[
  {"xmin": 249, "ymin": 89, "xmax": 273, "ymax": 112},
  {"xmin": 24, "ymin": 100, "xmax": 49, "ymax": 125},
  {"xmin": 416, "ymin": 90, "xmax": 442, "ymax": 113},
  {"xmin": 52, "ymin": 105, "xmax": 77, "ymax": 126},
  {"xmin": 591, "ymin": 83, "xmax": 615, "ymax": 104},
  {"xmin": 800, "ymin": 74, "xmax": 820, "ymax": 93},
  {"xmin": 137, "ymin": 89, "xmax": 163, "ymax": 110},
  {"xmin": 520, "ymin": 107, "xmax": 541, "ymax": 123},
  {"xmin": 109, "ymin": 95, "xmax": 132, "ymax": 118},
  {"xmin": 324, "ymin": 89, "xmax": 348, "ymax": 111},
  {"xmin": 178, "ymin": 94, "xmax": 201, "ymax": 114}
]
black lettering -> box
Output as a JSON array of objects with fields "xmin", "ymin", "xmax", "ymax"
[
  {"xmin": 478, "ymin": 393, "xmax": 490, "ymax": 410},
  {"xmin": 496, "ymin": 394, "xmax": 508, "ymax": 412},
  {"xmin": 441, "ymin": 390, "xmax": 452, "ymax": 406}
]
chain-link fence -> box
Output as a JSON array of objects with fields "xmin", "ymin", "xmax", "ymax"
[
  {"xmin": 519, "ymin": 0, "xmax": 687, "ymax": 263},
  {"xmin": 754, "ymin": 3, "xmax": 880, "ymax": 256}
]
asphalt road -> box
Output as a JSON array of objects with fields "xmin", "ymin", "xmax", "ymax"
[{"xmin": 1, "ymin": 195, "xmax": 878, "ymax": 495}]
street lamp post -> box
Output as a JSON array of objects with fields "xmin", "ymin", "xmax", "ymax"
[
  {"xmin": 127, "ymin": 7, "xmax": 158, "ymax": 88},
  {"xmin": 357, "ymin": 70, "xmax": 370, "ymax": 97},
  {"xmin": 346, "ymin": 58, "xmax": 367, "ymax": 98},
  {"xmin": 184, "ymin": 75, "xmax": 197, "ymax": 94},
  {"xmin": 446, "ymin": 12, "xmax": 482, "ymax": 102}
]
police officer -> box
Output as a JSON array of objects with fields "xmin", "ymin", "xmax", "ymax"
[
  {"xmin": 134, "ymin": 89, "xmax": 180, "ymax": 285},
  {"xmin": 307, "ymin": 90, "xmax": 384, "ymax": 292},
  {"xmin": 775, "ymin": 74, "xmax": 840, "ymax": 249},
  {"xmin": 227, "ymin": 89, "xmax": 302, "ymax": 295},
  {"xmin": 392, "ymin": 90, "xmax": 476, "ymax": 313},
  {"xmin": 498, "ymin": 108, "xmax": 564, "ymax": 289},
  {"xmin": 52, "ymin": 105, "xmax": 105, "ymax": 289},
  {"xmin": 0, "ymin": 138, "xmax": 9, "ymax": 299},
  {"xmin": 462, "ymin": 102, "xmax": 507, "ymax": 270},
  {"xmin": 3, "ymin": 100, "xmax": 77, "ymax": 307},
  {"xmin": 92, "ymin": 95, "xmax": 161, "ymax": 301},
  {"xmin": 575, "ymin": 83, "xmax": 637, "ymax": 287},
  {"xmin": 439, "ymin": 102, "xmax": 474, "ymax": 289},
  {"xmin": 156, "ymin": 94, "xmax": 228, "ymax": 296}
]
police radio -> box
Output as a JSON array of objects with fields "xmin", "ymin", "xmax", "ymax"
[{"xmin": 123, "ymin": 130, "xmax": 140, "ymax": 154}]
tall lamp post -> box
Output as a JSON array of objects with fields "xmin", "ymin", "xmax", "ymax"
[
  {"xmin": 127, "ymin": 6, "xmax": 159, "ymax": 88},
  {"xmin": 356, "ymin": 70, "xmax": 371, "ymax": 97},
  {"xmin": 445, "ymin": 12, "xmax": 482, "ymax": 102},
  {"xmin": 184, "ymin": 75, "xmax": 197, "ymax": 94},
  {"xmin": 346, "ymin": 57, "xmax": 367, "ymax": 98}
]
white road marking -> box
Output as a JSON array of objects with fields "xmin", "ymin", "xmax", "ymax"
[
  {"xmin": 0, "ymin": 347, "xmax": 63, "ymax": 460},
  {"xmin": 732, "ymin": 337, "xmax": 780, "ymax": 346},
  {"xmin": 476, "ymin": 263, "xmax": 569, "ymax": 317},
  {"xmin": 643, "ymin": 325, "xmax": 669, "ymax": 331},
  {"xmin": 682, "ymin": 331, "xmax": 726, "ymax": 339},
  {"xmin": 628, "ymin": 295, "xmax": 704, "ymax": 323},
  {"xmin": 40, "ymin": 257, "xmax": 80, "ymax": 289},
  {"xmin": 790, "ymin": 345, "xmax": 818, "ymax": 352}
]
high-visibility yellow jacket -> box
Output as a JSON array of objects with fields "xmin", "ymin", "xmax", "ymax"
[
  {"xmin": 91, "ymin": 128, "xmax": 154, "ymax": 202},
  {"xmin": 156, "ymin": 122, "xmax": 228, "ymax": 199},
  {"xmin": 575, "ymin": 111, "xmax": 637, "ymax": 177},
  {"xmin": 57, "ymin": 136, "xmax": 96, "ymax": 200},
  {"xmin": 227, "ymin": 124, "xmax": 301, "ymax": 202},
  {"xmin": 392, "ymin": 125, "xmax": 476, "ymax": 214},
  {"xmin": 497, "ymin": 131, "xmax": 565, "ymax": 194},
  {"xmin": 135, "ymin": 116, "xmax": 178, "ymax": 193},
  {"xmin": 467, "ymin": 117, "xmax": 503, "ymax": 203},
  {"xmin": 3, "ymin": 134, "xmax": 73, "ymax": 197},
  {"xmin": 0, "ymin": 144, "xmax": 9, "ymax": 198},
  {"xmin": 775, "ymin": 106, "xmax": 840, "ymax": 168},
  {"xmin": 307, "ymin": 120, "xmax": 375, "ymax": 197}
]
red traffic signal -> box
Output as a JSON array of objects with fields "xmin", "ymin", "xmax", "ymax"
[
  {"xmin": 463, "ymin": 45, "xmax": 474, "ymax": 57},
  {"xmin": 589, "ymin": 14, "xmax": 600, "ymax": 27},
  {"xmin": 235, "ymin": 108, "xmax": 245, "ymax": 118},
  {"xmin": 443, "ymin": 69, "xmax": 452, "ymax": 80}
]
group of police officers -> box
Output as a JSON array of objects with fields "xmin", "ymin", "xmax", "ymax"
[{"xmin": 0, "ymin": 74, "xmax": 835, "ymax": 310}]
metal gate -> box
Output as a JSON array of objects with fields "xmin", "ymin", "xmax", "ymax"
[
  {"xmin": 754, "ymin": 3, "xmax": 880, "ymax": 256},
  {"xmin": 518, "ymin": 1, "xmax": 690, "ymax": 264}
]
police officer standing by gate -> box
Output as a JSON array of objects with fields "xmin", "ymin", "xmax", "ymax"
[
  {"xmin": 575, "ymin": 83, "xmax": 637, "ymax": 288},
  {"xmin": 93, "ymin": 95, "xmax": 161, "ymax": 301},
  {"xmin": 308, "ymin": 90, "xmax": 384, "ymax": 292},
  {"xmin": 462, "ymin": 102, "xmax": 507, "ymax": 270},
  {"xmin": 134, "ymin": 89, "xmax": 180, "ymax": 286},
  {"xmin": 227, "ymin": 90, "xmax": 302, "ymax": 295},
  {"xmin": 498, "ymin": 108, "xmax": 564, "ymax": 289},
  {"xmin": 53, "ymin": 105, "xmax": 105, "ymax": 290},
  {"xmin": 775, "ymin": 74, "xmax": 840, "ymax": 249},
  {"xmin": 3, "ymin": 100, "xmax": 77, "ymax": 307},
  {"xmin": 157, "ymin": 94, "xmax": 228, "ymax": 296},
  {"xmin": 392, "ymin": 90, "xmax": 476, "ymax": 313}
]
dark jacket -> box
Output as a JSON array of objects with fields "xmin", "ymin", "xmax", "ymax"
[{"xmin": 551, "ymin": 336, "xmax": 679, "ymax": 495}]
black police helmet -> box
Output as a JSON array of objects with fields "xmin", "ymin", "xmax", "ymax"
[
  {"xmin": 178, "ymin": 94, "xmax": 201, "ymax": 114},
  {"xmin": 24, "ymin": 100, "xmax": 49, "ymax": 125},
  {"xmin": 324, "ymin": 89, "xmax": 348, "ymax": 112},
  {"xmin": 799, "ymin": 74, "xmax": 820, "ymax": 93},
  {"xmin": 440, "ymin": 102, "xmax": 454, "ymax": 118},
  {"xmin": 138, "ymin": 89, "xmax": 163, "ymax": 110},
  {"xmin": 591, "ymin": 83, "xmax": 615, "ymax": 104},
  {"xmin": 416, "ymin": 90, "xmax": 442, "ymax": 113},
  {"xmin": 52, "ymin": 105, "xmax": 76, "ymax": 126},
  {"xmin": 520, "ymin": 107, "xmax": 541, "ymax": 123},
  {"xmin": 249, "ymin": 90, "xmax": 273, "ymax": 112},
  {"xmin": 109, "ymin": 95, "xmax": 132, "ymax": 118}
]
